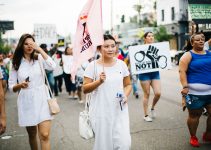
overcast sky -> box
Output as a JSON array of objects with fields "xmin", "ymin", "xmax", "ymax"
[{"xmin": 0, "ymin": 0, "xmax": 139, "ymax": 39}]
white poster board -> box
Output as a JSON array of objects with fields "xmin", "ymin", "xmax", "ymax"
[
  {"xmin": 34, "ymin": 24, "xmax": 57, "ymax": 46},
  {"xmin": 129, "ymin": 42, "xmax": 172, "ymax": 75}
]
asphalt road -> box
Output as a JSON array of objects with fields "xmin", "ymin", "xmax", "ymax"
[{"xmin": 0, "ymin": 66, "xmax": 210, "ymax": 150}]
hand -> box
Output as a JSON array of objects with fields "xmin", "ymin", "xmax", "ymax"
[
  {"xmin": 146, "ymin": 45, "xmax": 160, "ymax": 69},
  {"xmin": 30, "ymin": 41, "xmax": 42, "ymax": 53},
  {"xmin": 123, "ymin": 96, "xmax": 128, "ymax": 105},
  {"xmin": 0, "ymin": 117, "xmax": 6, "ymax": 135},
  {"xmin": 181, "ymin": 87, "xmax": 189, "ymax": 95},
  {"xmin": 182, "ymin": 96, "xmax": 186, "ymax": 111},
  {"xmin": 21, "ymin": 81, "xmax": 29, "ymax": 89},
  {"xmin": 99, "ymin": 72, "xmax": 106, "ymax": 83}
]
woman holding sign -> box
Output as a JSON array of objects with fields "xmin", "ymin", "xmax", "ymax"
[
  {"xmin": 83, "ymin": 34, "xmax": 132, "ymax": 150},
  {"xmin": 139, "ymin": 32, "xmax": 161, "ymax": 122}
]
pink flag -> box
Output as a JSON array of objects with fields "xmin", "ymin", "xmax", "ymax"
[{"xmin": 71, "ymin": 0, "xmax": 104, "ymax": 80}]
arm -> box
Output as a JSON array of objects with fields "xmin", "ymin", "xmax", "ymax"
[
  {"xmin": 123, "ymin": 76, "xmax": 132, "ymax": 97},
  {"xmin": 8, "ymin": 68, "xmax": 29, "ymax": 93},
  {"xmin": 0, "ymin": 79, "xmax": 6, "ymax": 135},
  {"xmin": 123, "ymin": 76, "xmax": 132, "ymax": 103},
  {"xmin": 179, "ymin": 52, "xmax": 192, "ymax": 95},
  {"xmin": 83, "ymin": 72, "xmax": 106, "ymax": 94},
  {"xmin": 33, "ymin": 43, "xmax": 56, "ymax": 70}
]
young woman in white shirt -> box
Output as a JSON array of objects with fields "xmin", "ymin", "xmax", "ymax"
[
  {"xmin": 62, "ymin": 46, "xmax": 77, "ymax": 99},
  {"xmin": 9, "ymin": 34, "xmax": 56, "ymax": 150},
  {"xmin": 83, "ymin": 34, "xmax": 132, "ymax": 150}
]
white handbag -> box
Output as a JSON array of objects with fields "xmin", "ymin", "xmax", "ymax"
[
  {"xmin": 79, "ymin": 60, "xmax": 97, "ymax": 140},
  {"xmin": 79, "ymin": 93, "xmax": 94, "ymax": 139}
]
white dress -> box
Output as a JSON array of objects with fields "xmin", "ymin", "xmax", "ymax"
[
  {"xmin": 9, "ymin": 55, "xmax": 56, "ymax": 127},
  {"xmin": 84, "ymin": 59, "xmax": 131, "ymax": 150}
]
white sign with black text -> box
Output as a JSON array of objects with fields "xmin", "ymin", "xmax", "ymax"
[
  {"xmin": 34, "ymin": 24, "xmax": 57, "ymax": 46},
  {"xmin": 129, "ymin": 42, "xmax": 172, "ymax": 75}
]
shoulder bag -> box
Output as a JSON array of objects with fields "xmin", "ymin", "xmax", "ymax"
[
  {"xmin": 38, "ymin": 57, "xmax": 60, "ymax": 115},
  {"xmin": 79, "ymin": 60, "xmax": 97, "ymax": 139}
]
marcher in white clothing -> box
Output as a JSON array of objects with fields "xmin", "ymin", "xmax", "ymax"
[
  {"xmin": 8, "ymin": 34, "xmax": 56, "ymax": 150},
  {"xmin": 62, "ymin": 46, "xmax": 77, "ymax": 99},
  {"xmin": 52, "ymin": 51, "xmax": 63, "ymax": 96},
  {"xmin": 83, "ymin": 34, "xmax": 132, "ymax": 150}
]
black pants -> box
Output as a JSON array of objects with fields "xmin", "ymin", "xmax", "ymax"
[
  {"xmin": 54, "ymin": 74, "xmax": 63, "ymax": 95},
  {"xmin": 63, "ymin": 72, "xmax": 76, "ymax": 93}
]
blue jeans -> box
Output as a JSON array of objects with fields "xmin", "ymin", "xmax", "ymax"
[{"xmin": 46, "ymin": 71, "xmax": 55, "ymax": 94}]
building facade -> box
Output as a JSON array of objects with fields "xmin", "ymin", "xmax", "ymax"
[{"xmin": 156, "ymin": 0, "xmax": 189, "ymax": 50}]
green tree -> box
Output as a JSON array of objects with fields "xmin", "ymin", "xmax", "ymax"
[
  {"xmin": 0, "ymin": 32, "xmax": 11, "ymax": 54},
  {"xmin": 133, "ymin": 4, "xmax": 142, "ymax": 26},
  {"xmin": 154, "ymin": 26, "xmax": 172, "ymax": 42}
]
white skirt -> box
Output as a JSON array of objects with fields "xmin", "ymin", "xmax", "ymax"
[{"xmin": 17, "ymin": 85, "xmax": 53, "ymax": 127}]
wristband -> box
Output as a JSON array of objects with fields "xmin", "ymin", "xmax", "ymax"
[{"xmin": 183, "ymin": 86, "xmax": 189, "ymax": 89}]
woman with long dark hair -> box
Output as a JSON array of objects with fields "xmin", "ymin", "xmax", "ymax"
[{"xmin": 9, "ymin": 33, "xmax": 56, "ymax": 150}]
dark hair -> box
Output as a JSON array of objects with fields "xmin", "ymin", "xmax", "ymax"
[
  {"xmin": 12, "ymin": 33, "xmax": 36, "ymax": 71},
  {"xmin": 97, "ymin": 34, "xmax": 116, "ymax": 50},
  {"xmin": 143, "ymin": 32, "xmax": 153, "ymax": 39},
  {"xmin": 40, "ymin": 43, "xmax": 47, "ymax": 49},
  {"xmin": 64, "ymin": 46, "xmax": 71, "ymax": 55}
]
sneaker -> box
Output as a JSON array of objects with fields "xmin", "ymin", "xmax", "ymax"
[
  {"xmin": 190, "ymin": 136, "xmax": 200, "ymax": 147},
  {"xmin": 74, "ymin": 95, "xmax": 78, "ymax": 99},
  {"xmin": 143, "ymin": 116, "xmax": 152, "ymax": 122},
  {"xmin": 202, "ymin": 132, "xmax": 211, "ymax": 142},
  {"xmin": 68, "ymin": 95, "xmax": 73, "ymax": 99},
  {"xmin": 150, "ymin": 109, "xmax": 156, "ymax": 119},
  {"xmin": 78, "ymin": 100, "xmax": 84, "ymax": 104}
]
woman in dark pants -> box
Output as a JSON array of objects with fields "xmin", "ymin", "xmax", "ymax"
[{"xmin": 62, "ymin": 46, "xmax": 77, "ymax": 99}]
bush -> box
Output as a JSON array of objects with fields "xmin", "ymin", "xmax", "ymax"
[{"xmin": 154, "ymin": 26, "xmax": 172, "ymax": 42}]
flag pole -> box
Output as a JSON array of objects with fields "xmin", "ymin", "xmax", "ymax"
[{"xmin": 102, "ymin": 47, "xmax": 105, "ymax": 72}]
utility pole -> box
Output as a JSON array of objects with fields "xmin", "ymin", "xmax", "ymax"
[{"xmin": 110, "ymin": 0, "xmax": 113, "ymax": 35}]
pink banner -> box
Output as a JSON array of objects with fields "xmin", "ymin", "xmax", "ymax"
[{"xmin": 71, "ymin": 0, "xmax": 104, "ymax": 81}]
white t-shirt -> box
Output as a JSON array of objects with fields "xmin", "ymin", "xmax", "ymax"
[
  {"xmin": 62, "ymin": 54, "xmax": 74, "ymax": 74},
  {"xmin": 52, "ymin": 54, "xmax": 63, "ymax": 77},
  {"xmin": 76, "ymin": 61, "xmax": 89, "ymax": 78}
]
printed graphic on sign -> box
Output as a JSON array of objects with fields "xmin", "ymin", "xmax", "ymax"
[
  {"xmin": 80, "ymin": 14, "xmax": 92, "ymax": 53},
  {"xmin": 34, "ymin": 24, "xmax": 57, "ymax": 46},
  {"xmin": 129, "ymin": 42, "xmax": 172, "ymax": 75}
]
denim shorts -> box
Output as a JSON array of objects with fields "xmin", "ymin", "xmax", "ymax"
[
  {"xmin": 138, "ymin": 71, "xmax": 160, "ymax": 81},
  {"xmin": 186, "ymin": 94, "xmax": 211, "ymax": 109}
]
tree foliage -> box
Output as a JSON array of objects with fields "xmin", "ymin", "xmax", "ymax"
[
  {"xmin": 154, "ymin": 26, "xmax": 172, "ymax": 42},
  {"xmin": 0, "ymin": 32, "xmax": 11, "ymax": 54}
]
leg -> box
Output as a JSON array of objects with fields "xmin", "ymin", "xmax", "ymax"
[
  {"xmin": 63, "ymin": 73, "xmax": 71, "ymax": 95},
  {"xmin": 70, "ymin": 75, "xmax": 77, "ymax": 98},
  {"xmin": 205, "ymin": 104, "xmax": 211, "ymax": 134},
  {"xmin": 187, "ymin": 108, "xmax": 203, "ymax": 136},
  {"xmin": 77, "ymin": 86, "xmax": 82, "ymax": 101},
  {"xmin": 38, "ymin": 120, "xmax": 51, "ymax": 150},
  {"xmin": 58, "ymin": 75, "xmax": 63, "ymax": 92},
  {"xmin": 140, "ymin": 81, "xmax": 151, "ymax": 116},
  {"xmin": 53, "ymin": 77, "xmax": 58, "ymax": 96},
  {"xmin": 26, "ymin": 126, "xmax": 38, "ymax": 150},
  {"xmin": 151, "ymin": 80, "xmax": 161, "ymax": 109}
]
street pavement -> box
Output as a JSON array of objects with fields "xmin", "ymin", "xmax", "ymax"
[{"xmin": 0, "ymin": 65, "xmax": 210, "ymax": 150}]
